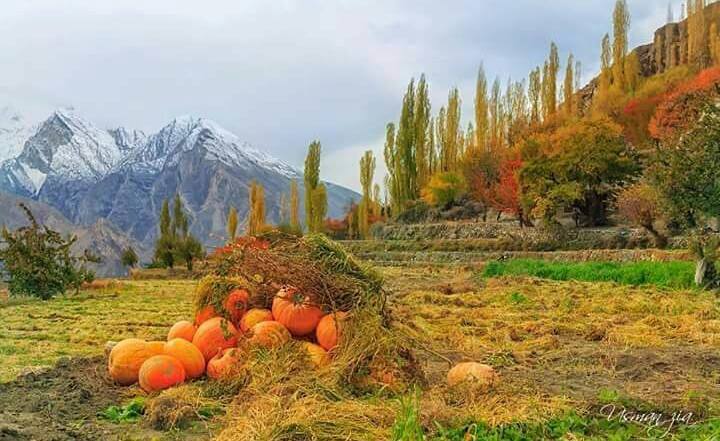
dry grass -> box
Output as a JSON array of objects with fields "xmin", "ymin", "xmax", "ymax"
[
  {"xmin": 0, "ymin": 279, "xmax": 195, "ymax": 382},
  {"xmin": 3, "ymin": 264, "xmax": 720, "ymax": 438}
]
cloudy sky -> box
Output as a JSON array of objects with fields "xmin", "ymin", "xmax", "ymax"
[{"xmin": 0, "ymin": 0, "xmax": 671, "ymax": 191}]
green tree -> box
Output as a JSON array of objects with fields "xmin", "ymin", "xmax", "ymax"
[
  {"xmin": 177, "ymin": 235, "xmax": 204, "ymax": 271},
  {"xmin": 521, "ymin": 117, "xmax": 640, "ymax": 226},
  {"xmin": 311, "ymin": 183, "xmax": 327, "ymax": 232},
  {"xmin": 528, "ymin": 67, "xmax": 542, "ymax": 125},
  {"xmin": 227, "ymin": 207, "xmax": 238, "ymax": 242},
  {"xmin": 0, "ymin": 204, "xmax": 96, "ymax": 299},
  {"xmin": 304, "ymin": 141, "xmax": 322, "ymax": 232},
  {"xmin": 414, "ymin": 74, "xmax": 432, "ymax": 189},
  {"xmin": 154, "ymin": 199, "xmax": 176, "ymax": 268},
  {"xmin": 358, "ymin": 150, "xmax": 376, "ymax": 238},
  {"xmin": 563, "ymin": 54, "xmax": 575, "ymax": 116},
  {"xmin": 121, "ymin": 247, "xmax": 139, "ymax": 269}
]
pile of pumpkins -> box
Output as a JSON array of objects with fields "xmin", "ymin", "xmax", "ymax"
[{"xmin": 108, "ymin": 286, "xmax": 347, "ymax": 392}]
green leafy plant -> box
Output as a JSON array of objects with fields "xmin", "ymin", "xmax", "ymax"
[
  {"xmin": 0, "ymin": 203, "xmax": 98, "ymax": 299},
  {"xmin": 99, "ymin": 397, "xmax": 146, "ymax": 423}
]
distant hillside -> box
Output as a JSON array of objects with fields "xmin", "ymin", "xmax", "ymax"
[
  {"xmin": 0, "ymin": 109, "xmax": 359, "ymax": 250},
  {"xmin": 0, "ymin": 191, "xmax": 149, "ymax": 277}
]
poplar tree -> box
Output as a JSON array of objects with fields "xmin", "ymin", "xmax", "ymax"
[
  {"xmin": 247, "ymin": 181, "xmax": 266, "ymax": 235},
  {"xmin": 625, "ymin": 51, "xmax": 641, "ymax": 93},
  {"xmin": 563, "ymin": 54, "xmax": 575, "ymax": 116},
  {"xmin": 310, "ymin": 184, "xmax": 327, "ymax": 232},
  {"xmin": 396, "ymin": 79, "xmax": 417, "ymax": 200},
  {"xmin": 289, "ymin": 180, "xmax": 300, "ymax": 230},
  {"xmin": 489, "ymin": 77, "xmax": 503, "ymax": 148},
  {"xmin": 595, "ymin": 33, "xmax": 613, "ymax": 114},
  {"xmin": 383, "ymin": 123, "xmax": 401, "ymax": 215},
  {"xmin": 155, "ymin": 199, "xmax": 175, "ymax": 268},
  {"xmin": 304, "ymin": 141, "xmax": 322, "ymax": 232},
  {"xmin": 441, "ymin": 87, "xmax": 462, "ymax": 172},
  {"xmin": 528, "ymin": 67, "xmax": 542, "ymax": 125},
  {"xmin": 358, "ymin": 150, "xmax": 375, "ymax": 238},
  {"xmin": 373, "ymin": 183, "xmax": 382, "ymax": 218},
  {"xmin": 474, "ymin": 64, "xmax": 489, "ymax": 151},
  {"xmin": 414, "ymin": 75, "xmax": 431, "ymax": 189},
  {"xmin": 612, "ymin": 0, "xmax": 630, "ymax": 90},
  {"xmin": 227, "ymin": 207, "xmax": 238, "ymax": 241},
  {"xmin": 172, "ymin": 193, "xmax": 188, "ymax": 237},
  {"xmin": 543, "ymin": 42, "xmax": 560, "ymax": 119}
]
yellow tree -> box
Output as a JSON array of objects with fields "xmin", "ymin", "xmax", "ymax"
[
  {"xmin": 304, "ymin": 141, "xmax": 322, "ymax": 232},
  {"xmin": 688, "ymin": 0, "xmax": 708, "ymax": 67},
  {"xmin": 474, "ymin": 64, "xmax": 489, "ymax": 151},
  {"xmin": 625, "ymin": 51, "xmax": 641, "ymax": 94},
  {"xmin": 612, "ymin": 0, "xmax": 630, "ymax": 91},
  {"xmin": 594, "ymin": 33, "xmax": 613, "ymax": 114},
  {"xmin": 227, "ymin": 206, "xmax": 238, "ymax": 241},
  {"xmin": 247, "ymin": 181, "xmax": 266, "ymax": 236},
  {"xmin": 289, "ymin": 179, "xmax": 300, "ymax": 230}
]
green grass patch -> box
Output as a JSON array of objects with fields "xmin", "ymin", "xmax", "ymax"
[
  {"xmin": 481, "ymin": 259, "xmax": 697, "ymax": 289},
  {"xmin": 432, "ymin": 413, "xmax": 720, "ymax": 440},
  {"xmin": 99, "ymin": 397, "xmax": 146, "ymax": 423}
]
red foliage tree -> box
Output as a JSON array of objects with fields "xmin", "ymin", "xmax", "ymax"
[
  {"xmin": 490, "ymin": 156, "xmax": 523, "ymax": 224},
  {"xmin": 649, "ymin": 67, "xmax": 720, "ymax": 141}
]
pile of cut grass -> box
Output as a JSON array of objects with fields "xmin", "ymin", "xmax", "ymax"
[{"xmin": 481, "ymin": 259, "xmax": 697, "ymax": 289}]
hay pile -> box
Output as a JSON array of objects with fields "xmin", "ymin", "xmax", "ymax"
[{"xmin": 193, "ymin": 233, "xmax": 423, "ymax": 440}]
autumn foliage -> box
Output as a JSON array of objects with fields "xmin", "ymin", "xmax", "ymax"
[{"xmin": 649, "ymin": 67, "xmax": 720, "ymax": 141}]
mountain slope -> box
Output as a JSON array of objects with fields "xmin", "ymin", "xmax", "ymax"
[
  {"xmin": 0, "ymin": 191, "xmax": 148, "ymax": 276},
  {"xmin": 0, "ymin": 107, "xmax": 36, "ymax": 163},
  {"xmin": 0, "ymin": 110, "xmax": 358, "ymax": 251}
]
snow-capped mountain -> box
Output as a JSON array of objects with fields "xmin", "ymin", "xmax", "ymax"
[
  {"xmin": 0, "ymin": 108, "xmax": 358, "ymax": 254},
  {"xmin": 0, "ymin": 108, "xmax": 126, "ymax": 196},
  {"xmin": 0, "ymin": 107, "xmax": 36, "ymax": 163}
]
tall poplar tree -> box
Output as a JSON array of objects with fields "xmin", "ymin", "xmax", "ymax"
[
  {"xmin": 563, "ymin": 54, "xmax": 575, "ymax": 116},
  {"xmin": 289, "ymin": 180, "xmax": 300, "ymax": 230},
  {"xmin": 227, "ymin": 207, "xmax": 238, "ymax": 241},
  {"xmin": 474, "ymin": 64, "xmax": 489, "ymax": 151},
  {"xmin": 383, "ymin": 123, "xmax": 401, "ymax": 215},
  {"xmin": 528, "ymin": 67, "xmax": 542, "ymax": 125},
  {"xmin": 247, "ymin": 181, "xmax": 266, "ymax": 235},
  {"xmin": 489, "ymin": 77, "xmax": 503, "ymax": 148},
  {"xmin": 414, "ymin": 75, "xmax": 431, "ymax": 189},
  {"xmin": 441, "ymin": 87, "xmax": 462, "ymax": 172},
  {"xmin": 544, "ymin": 42, "xmax": 560, "ymax": 118},
  {"xmin": 595, "ymin": 33, "xmax": 613, "ymax": 114},
  {"xmin": 612, "ymin": 0, "xmax": 630, "ymax": 90},
  {"xmin": 358, "ymin": 150, "xmax": 376, "ymax": 238},
  {"xmin": 304, "ymin": 141, "xmax": 322, "ymax": 232},
  {"xmin": 396, "ymin": 79, "xmax": 417, "ymax": 200}
]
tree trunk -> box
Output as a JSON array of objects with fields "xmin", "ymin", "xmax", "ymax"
[
  {"xmin": 695, "ymin": 258, "xmax": 717, "ymax": 287},
  {"xmin": 643, "ymin": 223, "xmax": 667, "ymax": 249}
]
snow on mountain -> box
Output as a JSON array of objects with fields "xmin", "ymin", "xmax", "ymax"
[
  {"xmin": 118, "ymin": 115, "xmax": 299, "ymax": 177},
  {"xmin": 0, "ymin": 108, "xmax": 127, "ymax": 195},
  {"xmin": 0, "ymin": 107, "xmax": 36, "ymax": 163},
  {"xmin": 109, "ymin": 127, "xmax": 147, "ymax": 154}
]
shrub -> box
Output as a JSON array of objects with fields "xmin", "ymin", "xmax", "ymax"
[
  {"xmin": 616, "ymin": 182, "xmax": 667, "ymax": 248},
  {"xmin": 0, "ymin": 203, "xmax": 97, "ymax": 299},
  {"xmin": 421, "ymin": 172, "xmax": 466, "ymax": 208}
]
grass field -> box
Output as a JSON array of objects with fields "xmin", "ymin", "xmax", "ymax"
[
  {"xmin": 481, "ymin": 259, "xmax": 698, "ymax": 289},
  {"xmin": 2, "ymin": 267, "xmax": 720, "ymax": 439}
]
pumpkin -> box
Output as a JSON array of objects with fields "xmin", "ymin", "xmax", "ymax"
[
  {"xmin": 224, "ymin": 289, "xmax": 250, "ymax": 325},
  {"xmin": 271, "ymin": 286, "xmax": 323, "ymax": 336},
  {"xmin": 163, "ymin": 338, "xmax": 206, "ymax": 379},
  {"xmin": 167, "ymin": 320, "xmax": 197, "ymax": 342},
  {"xmin": 138, "ymin": 355, "xmax": 186, "ymax": 392},
  {"xmin": 195, "ymin": 305, "xmax": 217, "ymax": 326},
  {"xmin": 240, "ymin": 308, "xmax": 273, "ymax": 333},
  {"xmin": 303, "ymin": 342, "xmax": 330, "ymax": 368},
  {"xmin": 447, "ymin": 362, "xmax": 497, "ymax": 387},
  {"xmin": 108, "ymin": 338, "xmax": 165, "ymax": 386},
  {"xmin": 316, "ymin": 311, "xmax": 348, "ymax": 351},
  {"xmin": 207, "ymin": 348, "xmax": 242, "ymax": 379},
  {"xmin": 249, "ymin": 321, "xmax": 290, "ymax": 349},
  {"xmin": 192, "ymin": 317, "xmax": 239, "ymax": 362}
]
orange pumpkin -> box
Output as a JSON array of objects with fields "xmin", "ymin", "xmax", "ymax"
[
  {"xmin": 206, "ymin": 348, "xmax": 243, "ymax": 379},
  {"xmin": 249, "ymin": 321, "xmax": 290, "ymax": 348},
  {"xmin": 224, "ymin": 289, "xmax": 250, "ymax": 325},
  {"xmin": 271, "ymin": 286, "xmax": 323, "ymax": 336},
  {"xmin": 240, "ymin": 308, "xmax": 273, "ymax": 333},
  {"xmin": 147, "ymin": 341, "xmax": 166, "ymax": 354},
  {"xmin": 138, "ymin": 355, "xmax": 186, "ymax": 392},
  {"xmin": 192, "ymin": 317, "xmax": 239, "ymax": 362},
  {"xmin": 163, "ymin": 338, "xmax": 206, "ymax": 379},
  {"xmin": 446, "ymin": 362, "xmax": 497, "ymax": 387},
  {"xmin": 195, "ymin": 305, "xmax": 217, "ymax": 326},
  {"xmin": 108, "ymin": 338, "xmax": 165, "ymax": 386},
  {"xmin": 316, "ymin": 311, "xmax": 348, "ymax": 351},
  {"xmin": 303, "ymin": 342, "xmax": 330, "ymax": 368},
  {"xmin": 167, "ymin": 320, "xmax": 197, "ymax": 342}
]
